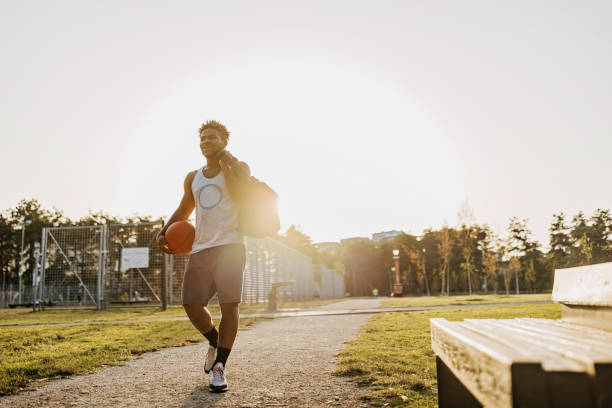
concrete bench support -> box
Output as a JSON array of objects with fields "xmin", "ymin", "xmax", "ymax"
[{"xmin": 267, "ymin": 281, "xmax": 295, "ymax": 311}]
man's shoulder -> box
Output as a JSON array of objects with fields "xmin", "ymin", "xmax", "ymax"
[
  {"xmin": 183, "ymin": 169, "xmax": 199, "ymax": 188},
  {"xmin": 237, "ymin": 161, "xmax": 250, "ymax": 176}
]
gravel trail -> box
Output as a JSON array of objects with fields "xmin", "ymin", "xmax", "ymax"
[{"xmin": 0, "ymin": 309, "xmax": 372, "ymax": 408}]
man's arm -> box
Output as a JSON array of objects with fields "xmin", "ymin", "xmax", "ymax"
[{"xmin": 156, "ymin": 171, "xmax": 197, "ymax": 254}]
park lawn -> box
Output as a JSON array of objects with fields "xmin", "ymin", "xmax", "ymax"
[
  {"xmin": 334, "ymin": 303, "xmax": 561, "ymax": 407},
  {"xmin": 0, "ymin": 317, "xmax": 258, "ymax": 395},
  {"xmin": 381, "ymin": 293, "xmax": 551, "ymax": 308},
  {"xmin": 0, "ymin": 298, "xmax": 341, "ymax": 327}
]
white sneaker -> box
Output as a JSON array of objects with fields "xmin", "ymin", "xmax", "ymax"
[
  {"xmin": 209, "ymin": 362, "xmax": 228, "ymax": 393},
  {"xmin": 204, "ymin": 345, "xmax": 217, "ymax": 374}
]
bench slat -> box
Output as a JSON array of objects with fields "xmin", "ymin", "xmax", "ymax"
[
  {"xmin": 463, "ymin": 319, "xmax": 611, "ymax": 406},
  {"xmin": 516, "ymin": 318, "xmax": 612, "ymax": 342},
  {"xmin": 431, "ymin": 318, "xmax": 547, "ymax": 408},
  {"xmin": 463, "ymin": 319, "xmax": 612, "ymax": 373},
  {"xmin": 502, "ymin": 318, "xmax": 612, "ymax": 353},
  {"xmin": 459, "ymin": 320, "xmax": 586, "ymax": 372}
]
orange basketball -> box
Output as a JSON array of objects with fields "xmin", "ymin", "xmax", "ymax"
[{"xmin": 165, "ymin": 221, "xmax": 195, "ymax": 255}]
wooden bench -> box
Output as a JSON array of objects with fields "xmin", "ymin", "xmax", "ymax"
[{"xmin": 430, "ymin": 262, "xmax": 612, "ymax": 408}]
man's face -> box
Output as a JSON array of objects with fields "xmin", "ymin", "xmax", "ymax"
[{"xmin": 199, "ymin": 129, "xmax": 227, "ymax": 158}]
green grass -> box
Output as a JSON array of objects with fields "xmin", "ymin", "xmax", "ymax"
[
  {"xmin": 381, "ymin": 293, "xmax": 551, "ymax": 308},
  {"xmin": 0, "ymin": 317, "xmax": 257, "ymax": 395},
  {"xmin": 0, "ymin": 298, "xmax": 341, "ymax": 327},
  {"xmin": 0, "ymin": 298, "xmax": 342, "ymax": 394},
  {"xmin": 334, "ymin": 303, "xmax": 561, "ymax": 407}
]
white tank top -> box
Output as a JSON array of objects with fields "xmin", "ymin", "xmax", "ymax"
[{"xmin": 191, "ymin": 167, "xmax": 243, "ymax": 253}]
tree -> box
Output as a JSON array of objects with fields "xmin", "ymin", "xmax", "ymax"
[
  {"xmin": 507, "ymin": 217, "xmax": 538, "ymax": 256},
  {"xmin": 458, "ymin": 201, "xmax": 477, "ymax": 295},
  {"xmin": 483, "ymin": 251, "xmax": 498, "ymax": 294},
  {"xmin": 588, "ymin": 209, "xmax": 612, "ymax": 264},
  {"xmin": 438, "ymin": 226, "xmax": 453, "ymax": 296},
  {"xmin": 407, "ymin": 247, "xmax": 429, "ymax": 296},
  {"xmin": 549, "ymin": 213, "xmax": 572, "ymax": 269},
  {"xmin": 524, "ymin": 259, "xmax": 536, "ymax": 292},
  {"xmin": 578, "ymin": 233, "xmax": 593, "ymax": 265},
  {"xmin": 509, "ymin": 256, "xmax": 521, "ymax": 295},
  {"xmin": 5, "ymin": 199, "xmax": 66, "ymax": 286},
  {"xmin": 281, "ymin": 225, "xmax": 318, "ymax": 260}
]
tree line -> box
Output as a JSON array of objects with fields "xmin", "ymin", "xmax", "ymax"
[
  {"xmin": 280, "ymin": 208, "xmax": 612, "ymax": 296},
  {"xmin": 2, "ymin": 199, "xmax": 611, "ymax": 296}
]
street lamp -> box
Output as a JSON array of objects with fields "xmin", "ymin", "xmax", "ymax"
[{"xmin": 392, "ymin": 249, "xmax": 402, "ymax": 296}]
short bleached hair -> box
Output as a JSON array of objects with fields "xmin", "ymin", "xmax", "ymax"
[{"xmin": 198, "ymin": 120, "xmax": 230, "ymax": 141}]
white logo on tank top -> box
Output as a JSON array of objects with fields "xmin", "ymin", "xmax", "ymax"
[{"xmin": 198, "ymin": 184, "xmax": 222, "ymax": 209}]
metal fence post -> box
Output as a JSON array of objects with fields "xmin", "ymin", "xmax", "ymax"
[
  {"xmin": 97, "ymin": 225, "xmax": 105, "ymax": 310},
  {"xmin": 40, "ymin": 228, "xmax": 47, "ymax": 309},
  {"xmin": 161, "ymin": 253, "xmax": 168, "ymax": 311},
  {"xmin": 168, "ymin": 254, "xmax": 173, "ymax": 304}
]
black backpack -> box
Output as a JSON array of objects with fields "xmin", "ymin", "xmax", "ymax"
[{"xmin": 220, "ymin": 153, "xmax": 280, "ymax": 238}]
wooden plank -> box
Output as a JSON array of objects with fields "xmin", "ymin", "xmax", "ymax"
[
  {"xmin": 459, "ymin": 320, "xmax": 586, "ymax": 372},
  {"xmin": 464, "ymin": 319, "xmax": 601, "ymax": 407},
  {"xmin": 509, "ymin": 318, "xmax": 612, "ymax": 352},
  {"xmin": 464, "ymin": 319, "xmax": 610, "ymax": 372},
  {"xmin": 561, "ymin": 304, "xmax": 612, "ymax": 332},
  {"xmin": 516, "ymin": 318, "xmax": 612, "ymax": 343},
  {"xmin": 430, "ymin": 318, "xmax": 547, "ymax": 408},
  {"xmin": 553, "ymin": 262, "xmax": 612, "ymax": 307}
]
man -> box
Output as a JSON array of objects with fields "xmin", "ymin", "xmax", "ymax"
[{"xmin": 157, "ymin": 120, "xmax": 249, "ymax": 393}]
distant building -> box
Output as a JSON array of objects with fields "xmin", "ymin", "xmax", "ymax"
[
  {"xmin": 340, "ymin": 237, "xmax": 370, "ymax": 245},
  {"xmin": 314, "ymin": 241, "xmax": 341, "ymax": 254},
  {"xmin": 372, "ymin": 230, "xmax": 403, "ymax": 243}
]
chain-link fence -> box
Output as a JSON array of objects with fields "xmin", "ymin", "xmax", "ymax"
[
  {"xmin": 107, "ymin": 223, "xmax": 165, "ymax": 306},
  {"xmin": 33, "ymin": 222, "xmax": 344, "ymax": 309},
  {"xmin": 42, "ymin": 225, "xmax": 103, "ymax": 307},
  {"xmin": 242, "ymin": 236, "xmax": 315, "ymax": 303},
  {"xmin": 40, "ymin": 223, "xmax": 165, "ymax": 308}
]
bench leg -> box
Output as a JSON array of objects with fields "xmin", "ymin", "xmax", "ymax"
[{"xmin": 436, "ymin": 356, "xmax": 482, "ymax": 408}]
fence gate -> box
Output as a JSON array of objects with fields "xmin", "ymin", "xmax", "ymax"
[
  {"xmin": 41, "ymin": 222, "xmax": 167, "ymax": 309},
  {"xmin": 41, "ymin": 226, "xmax": 104, "ymax": 308}
]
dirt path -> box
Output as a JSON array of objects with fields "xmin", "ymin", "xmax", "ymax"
[
  {"xmin": 0, "ymin": 302, "xmax": 375, "ymax": 408},
  {"xmin": 0, "ymin": 298, "xmax": 551, "ymax": 329}
]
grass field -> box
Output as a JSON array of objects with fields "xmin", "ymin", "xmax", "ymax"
[
  {"xmin": 0, "ymin": 317, "xmax": 259, "ymax": 395},
  {"xmin": 0, "ymin": 298, "xmax": 341, "ymax": 395},
  {"xmin": 0, "ymin": 298, "xmax": 341, "ymax": 327},
  {"xmin": 334, "ymin": 303, "xmax": 561, "ymax": 407},
  {"xmin": 381, "ymin": 293, "xmax": 551, "ymax": 308}
]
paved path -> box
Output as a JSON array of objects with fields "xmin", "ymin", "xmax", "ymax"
[
  {"xmin": 0, "ymin": 300, "xmax": 378, "ymax": 408},
  {"xmin": 0, "ymin": 299, "xmax": 551, "ymax": 329}
]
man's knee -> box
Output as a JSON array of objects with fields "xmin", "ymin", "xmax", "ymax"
[
  {"xmin": 183, "ymin": 302, "xmax": 204, "ymax": 316},
  {"xmin": 219, "ymin": 302, "xmax": 240, "ymax": 315}
]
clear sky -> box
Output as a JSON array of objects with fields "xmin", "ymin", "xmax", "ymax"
[{"xmin": 1, "ymin": 1, "xmax": 611, "ymax": 246}]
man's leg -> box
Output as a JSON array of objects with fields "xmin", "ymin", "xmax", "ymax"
[
  {"xmin": 184, "ymin": 303, "xmax": 218, "ymax": 347},
  {"xmin": 215, "ymin": 302, "xmax": 240, "ymax": 366}
]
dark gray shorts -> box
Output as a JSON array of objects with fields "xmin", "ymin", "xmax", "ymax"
[{"xmin": 181, "ymin": 243, "xmax": 245, "ymax": 306}]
